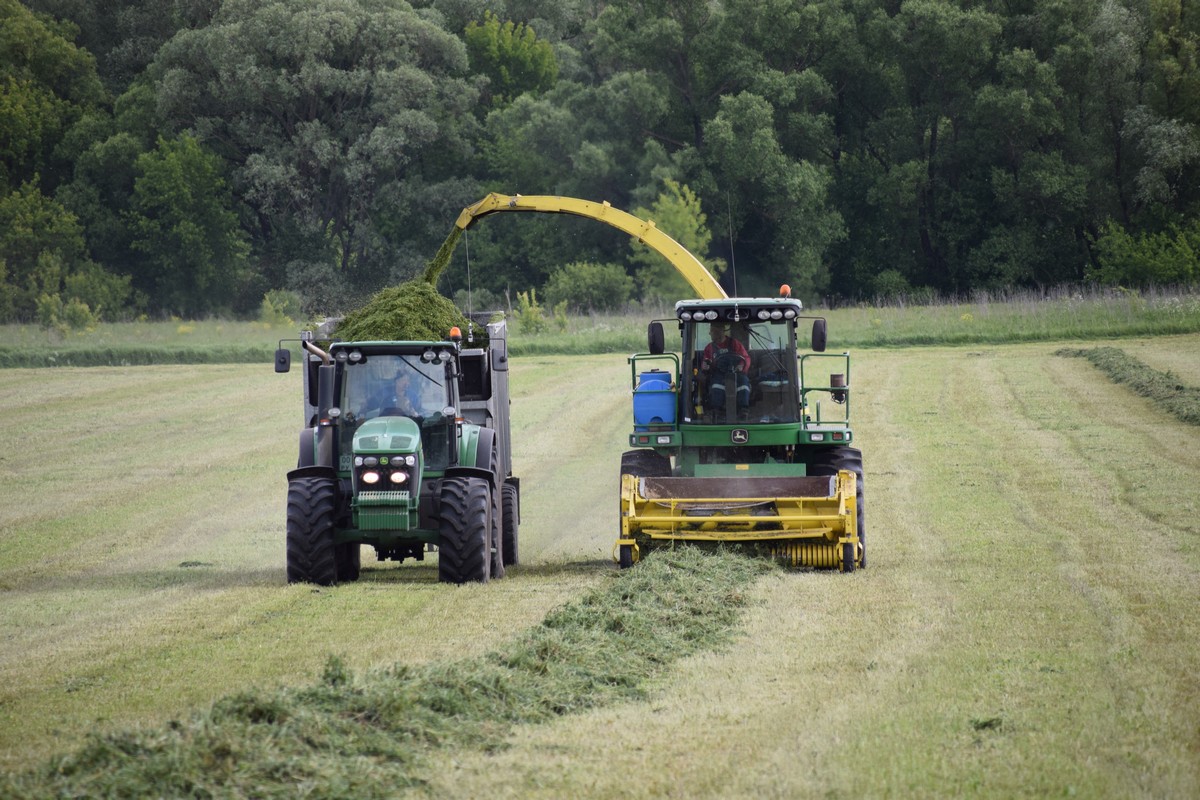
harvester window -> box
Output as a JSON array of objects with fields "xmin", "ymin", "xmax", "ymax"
[{"xmin": 683, "ymin": 319, "xmax": 799, "ymax": 425}]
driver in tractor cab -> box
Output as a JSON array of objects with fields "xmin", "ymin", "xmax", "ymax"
[
  {"xmin": 386, "ymin": 370, "xmax": 423, "ymax": 416},
  {"xmin": 700, "ymin": 322, "xmax": 751, "ymax": 418}
]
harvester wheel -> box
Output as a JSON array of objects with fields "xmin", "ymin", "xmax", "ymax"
[
  {"xmin": 807, "ymin": 446, "xmax": 866, "ymax": 569},
  {"xmin": 286, "ymin": 476, "xmax": 339, "ymax": 585},
  {"xmin": 502, "ymin": 481, "xmax": 519, "ymax": 566},
  {"xmin": 437, "ymin": 476, "xmax": 491, "ymax": 584},
  {"xmin": 335, "ymin": 542, "xmax": 361, "ymax": 582},
  {"xmin": 619, "ymin": 544, "xmax": 634, "ymax": 569},
  {"xmin": 842, "ymin": 540, "xmax": 856, "ymax": 573}
]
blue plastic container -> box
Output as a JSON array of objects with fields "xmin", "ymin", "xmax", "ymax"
[{"xmin": 633, "ymin": 370, "xmax": 676, "ymax": 430}]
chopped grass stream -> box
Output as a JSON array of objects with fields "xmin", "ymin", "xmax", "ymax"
[{"xmin": 1, "ymin": 549, "xmax": 770, "ymax": 798}]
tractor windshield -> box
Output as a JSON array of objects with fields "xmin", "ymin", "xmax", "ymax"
[
  {"xmin": 338, "ymin": 355, "xmax": 456, "ymax": 470},
  {"xmin": 682, "ymin": 319, "xmax": 800, "ymax": 424}
]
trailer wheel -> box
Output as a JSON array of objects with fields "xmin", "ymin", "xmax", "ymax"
[
  {"xmin": 502, "ymin": 481, "xmax": 519, "ymax": 566},
  {"xmin": 286, "ymin": 476, "xmax": 339, "ymax": 585},
  {"xmin": 489, "ymin": 482, "xmax": 505, "ymax": 580},
  {"xmin": 807, "ymin": 446, "xmax": 866, "ymax": 569},
  {"xmin": 437, "ymin": 476, "xmax": 491, "ymax": 584}
]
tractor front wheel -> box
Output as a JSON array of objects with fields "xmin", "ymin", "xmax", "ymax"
[
  {"xmin": 286, "ymin": 477, "xmax": 339, "ymax": 585},
  {"xmin": 437, "ymin": 476, "xmax": 491, "ymax": 584}
]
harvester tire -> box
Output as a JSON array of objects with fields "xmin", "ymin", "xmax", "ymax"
[
  {"xmin": 437, "ymin": 476, "xmax": 491, "ymax": 584},
  {"xmin": 286, "ymin": 476, "xmax": 339, "ymax": 585},
  {"xmin": 808, "ymin": 446, "xmax": 866, "ymax": 569},
  {"xmin": 502, "ymin": 481, "xmax": 519, "ymax": 566},
  {"xmin": 619, "ymin": 544, "xmax": 634, "ymax": 569},
  {"xmin": 335, "ymin": 543, "xmax": 361, "ymax": 582}
]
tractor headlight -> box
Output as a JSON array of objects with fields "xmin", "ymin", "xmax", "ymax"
[
  {"xmin": 361, "ymin": 470, "xmax": 381, "ymax": 485},
  {"xmin": 389, "ymin": 470, "xmax": 408, "ymax": 485},
  {"xmin": 405, "ymin": 455, "xmax": 416, "ymax": 466}
]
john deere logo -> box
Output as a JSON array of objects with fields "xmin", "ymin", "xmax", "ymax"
[{"xmin": 731, "ymin": 428, "xmax": 749, "ymax": 444}]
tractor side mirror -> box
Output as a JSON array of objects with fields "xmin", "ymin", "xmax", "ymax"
[
  {"xmin": 647, "ymin": 321, "xmax": 665, "ymax": 355},
  {"xmin": 274, "ymin": 347, "xmax": 291, "ymax": 373},
  {"xmin": 811, "ymin": 319, "xmax": 827, "ymax": 352}
]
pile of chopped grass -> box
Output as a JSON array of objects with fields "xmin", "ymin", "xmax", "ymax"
[
  {"xmin": 2, "ymin": 549, "xmax": 770, "ymax": 798},
  {"xmin": 334, "ymin": 281, "xmax": 483, "ymax": 344}
]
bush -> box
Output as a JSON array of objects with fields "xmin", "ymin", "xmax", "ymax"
[
  {"xmin": 514, "ymin": 289, "xmax": 546, "ymax": 334},
  {"xmin": 259, "ymin": 289, "xmax": 303, "ymax": 326},
  {"xmin": 1089, "ymin": 219, "xmax": 1200, "ymax": 286},
  {"xmin": 543, "ymin": 261, "xmax": 634, "ymax": 312}
]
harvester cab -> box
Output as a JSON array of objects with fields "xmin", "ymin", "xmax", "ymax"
[
  {"xmin": 274, "ymin": 319, "xmax": 518, "ymax": 585},
  {"xmin": 619, "ymin": 293, "xmax": 865, "ymax": 571}
]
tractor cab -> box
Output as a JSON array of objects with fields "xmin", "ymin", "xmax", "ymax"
[{"xmin": 333, "ymin": 343, "xmax": 460, "ymax": 475}]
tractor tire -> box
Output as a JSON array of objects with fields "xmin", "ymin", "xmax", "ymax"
[
  {"xmin": 807, "ymin": 446, "xmax": 866, "ymax": 569},
  {"xmin": 335, "ymin": 542, "xmax": 361, "ymax": 582},
  {"xmin": 490, "ymin": 482, "xmax": 505, "ymax": 580},
  {"xmin": 502, "ymin": 481, "xmax": 519, "ymax": 566},
  {"xmin": 474, "ymin": 430, "xmax": 504, "ymax": 579},
  {"xmin": 437, "ymin": 476, "xmax": 491, "ymax": 584},
  {"xmin": 286, "ymin": 476, "xmax": 339, "ymax": 585}
]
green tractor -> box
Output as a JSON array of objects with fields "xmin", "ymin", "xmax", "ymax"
[{"xmin": 274, "ymin": 319, "xmax": 518, "ymax": 584}]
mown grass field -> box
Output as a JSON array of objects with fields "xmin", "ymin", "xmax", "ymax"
[{"xmin": 1, "ymin": 333, "xmax": 1198, "ymax": 797}]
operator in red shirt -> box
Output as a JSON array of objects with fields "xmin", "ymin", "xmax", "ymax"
[{"xmin": 700, "ymin": 322, "xmax": 751, "ymax": 419}]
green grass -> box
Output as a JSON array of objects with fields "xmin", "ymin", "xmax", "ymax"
[
  {"xmin": 2, "ymin": 340, "xmax": 1199, "ymax": 797},
  {"xmin": 1, "ymin": 550, "xmax": 767, "ymax": 798},
  {"xmin": 4, "ymin": 286, "xmax": 1199, "ymax": 365},
  {"xmin": 1057, "ymin": 346, "xmax": 1200, "ymax": 425}
]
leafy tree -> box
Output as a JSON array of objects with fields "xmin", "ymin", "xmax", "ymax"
[
  {"xmin": 631, "ymin": 179, "xmax": 725, "ymax": 302},
  {"xmin": 0, "ymin": 0, "xmax": 104, "ymax": 193},
  {"xmin": 702, "ymin": 92, "xmax": 842, "ymax": 298},
  {"xmin": 464, "ymin": 11, "xmax": 558, "ymax": 109},
  {"xmin": 127, "ymin": 135, "xmax": 249, "ymax": 316},
  {"xmin": 150, "ymin": 0, "xmax": 480, "ymax": 291}
]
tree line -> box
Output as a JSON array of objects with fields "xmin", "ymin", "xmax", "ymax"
[{"xmin": 2, "ymin": 0, "xmax": 1197, "ymax": 324}]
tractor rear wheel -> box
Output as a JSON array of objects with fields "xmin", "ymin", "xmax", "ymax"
[
  {"xmin": 286, "ymin": 476, "xmax": 339, "ymax": 585},
  {"xmin": 807, "ymin": 446, "xmax": 866, "ymax": 569},
  {"xmin": 502, "ymin": 481, "xmax": 519, "ymax": 566},
  {"xmin": 437, "ymin": 476, "xmax": 491, "ymax": 584}
]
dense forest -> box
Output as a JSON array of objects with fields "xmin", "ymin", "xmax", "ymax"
[{"xmin": 1, "ymin": 0, "xmax": 1197, "ymax": 323}]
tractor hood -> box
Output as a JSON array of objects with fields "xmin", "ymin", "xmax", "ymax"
[{"xmin": 353, "ymin": 415, "xmax": 421, "ymax": 454}]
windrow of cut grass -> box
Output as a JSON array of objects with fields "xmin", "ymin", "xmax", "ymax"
[
  {"xmin": 1057, "ymin": 346, "xmax": 1200, "ymax": 425},
  {"xmin": 0, "ymin": 549, "xmax": 770, "ymax": 799},
  {"xmin": 4, "ymin": 286, "xmax": 1200, "ymax": 365}
]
